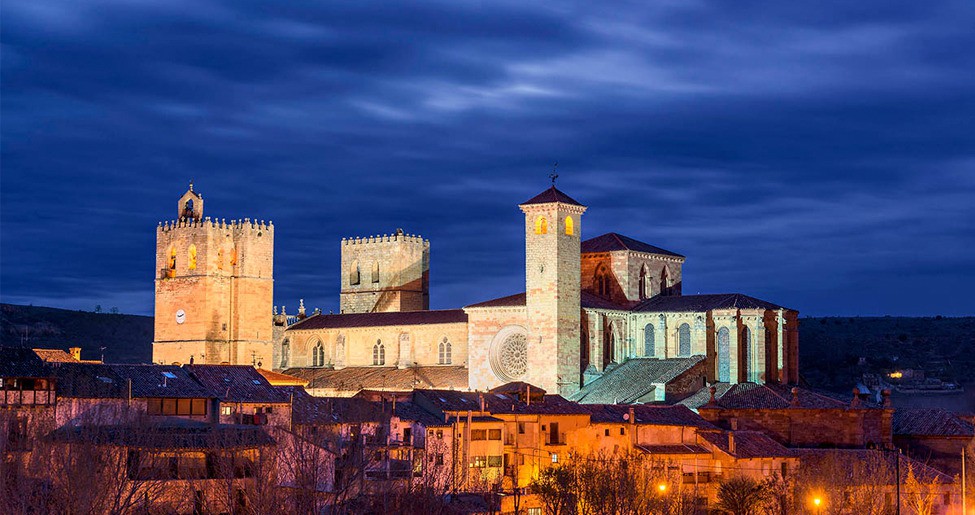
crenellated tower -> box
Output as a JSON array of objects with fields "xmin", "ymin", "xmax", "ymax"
[
  {"xmin": 339, "ymin": 229, "xmax": 429, "ymax": 313},
  {"xmin": 519, "ymin": 186, "xmax": 587, "ymax": 396},
  {"xmin": 153, "ymin": 184, "xmax": 274, "ymax": 366}
]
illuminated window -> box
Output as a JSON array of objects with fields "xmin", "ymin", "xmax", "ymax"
[
  {"xmin": 169, "ymin": 247, "xmax": 177, "ymax": 270},
  {"xmin": 551, "ymin": 453, "xmax": 558, "ymax": 464},
  {"xmin": 717, "ymin": 327, "xmax": 731, "ymax": 382},
  {"xmin": 312, "ymin": 341, "xmax": 325, "ymax": 367},
  {"xmin": 643, "ymin": 324, "xmax": 655, "ymax": 357},
  {"xmin": 188, "ymin": 244, "xmax": 197, "ymax": 270},
  {"xmin": 371, "ymin": 262, "xmax": 379, "ymax": 283},
  {"xmin": 373, "ymin": 340, "xmax": 385, "ymax": 366},
  {"xmin": 678, "ymin": 323, "xmax": 691, "ymax": 356},
  {"xmin": 349, "ymin": 260, "xmax": 360, "ymax": 285},
  {"xmin": 534, "ymin": 216, "xmax": 548, "ymax": 235},
  {"xmin": 564, "ymin": 216, "xmax": 574, "ymax": 236},
  {"xmin": 439, "ymin": 338, "xmax": 452, "ymax": 365}
]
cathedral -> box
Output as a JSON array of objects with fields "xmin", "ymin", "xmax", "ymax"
[{"xmin": 153, "ymin": 183, "xmax": 799, "ymax": 402}]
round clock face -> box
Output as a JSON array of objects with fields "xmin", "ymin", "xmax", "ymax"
[{"xmin": 175, "ymin": 309, "xmax": 186, "ymax": 324}]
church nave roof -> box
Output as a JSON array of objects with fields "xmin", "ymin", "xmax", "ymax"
[
  {"xmin": 581, "ymin": 232, "xmax": 683, "ymax": 258},
  {"xmin": 287, "ymin": 309, "xmax": 467, "ymax": 330},
  {"xmin": 633, "ymin": 293, "xmax": 788, "ymax": 313}
]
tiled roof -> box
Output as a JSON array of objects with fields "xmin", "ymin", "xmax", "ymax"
[
  {"xmin": 465, "ymin": 293, "xmax": 526, "ymax": 309},
  {"xmin": 257, "ymin": 368, "xmax": 309, "ymax": 386},
  {"xmin": 33, "ymin": 349, "xmax": 79, "ymax": 363},
  {"xmin": 570, "ymin": 357, "xmax": 705, "ymax": 404},
  {"xmin": 581, "ymin": 233, "xmax": 683, "ymax": 258},
  {"xmin": 700, "ymin": 430, "xmax": 794, "ymax": 459},
  {"xmin": 520, "ymin": 186, "xmax": 584, "ymax": 207},
  {"xmin": 637, "ymin": 444, "xmax": 711, "ymax": 456},
  {"xmin": 47, "ymin": 421, "xmax": 274, "ymax": 450},
  {"xmin": 678, "ymin": 383, "xmax": 735, "ymax": 410},
  {"xmin": 581, "ymin": 291, "xmax": 628, "ymax": 310},
  {"xmin": 633, "ymin": 293, "xmax": 787, "ymax": 312},
  {"xmin": 0, "ymin": 346, "xmax": 52, "ymax": 377},
  {"xmin": 893, "ymin": 408, "xmax": 975, "ymax": 437},
  {"xmin": 288, "ymin": 389, "xmax": 387, "ymax": 425},
  {"xmin": 185, "ymin": 365, "xmax": 289, "ymax": 403},
  {"xmin": 288, "ymin": 309, "xmax": 467, "ymax": 330},
  {"xmin": 697, "ymin": 383, "xmax": 854, "ymax": 410},
  {"xmin": 394, "ymin": 401, "xmax": 448, "ymax": 427},
  {"xmin": 583, "ymin": 404, "xmax": 716, "ymax": 428},
  {"xmin": 51, "ymin": 362, "xmax": 214, "ymax": 399},
  {"xmin": 282, "ymin": 366, "xmax": 469, "ymax": 393}
]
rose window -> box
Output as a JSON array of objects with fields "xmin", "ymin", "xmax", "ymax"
[{"xmin": 492, "ymin": 332, "xmax": 528, "ymax": 381}]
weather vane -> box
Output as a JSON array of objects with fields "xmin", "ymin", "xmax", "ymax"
[{"xmin": 549, "ymin": 162, "xmax": 559, "ymax": 185}]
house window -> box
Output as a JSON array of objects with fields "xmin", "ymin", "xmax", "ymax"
[
  {"xmin": 221, "ymin": 406, "xmax": 233, "ymax": 416},
  {"xmin": 472, "ymin": 456, "xmax": 487, "ymax": 468},
  {"xmin": 678, "ymin": 323, "xmax": 691, "ymax": 356},
  {"xmin": 439, "ymin": 338, "xmax": 452, "ymax": 365},
  {"xmin": 564, "ymin": 216, "xmax": 574, "ymax": 236},
  {"xmin": 551, "ymin": 454, "xmax": 558, "ymax": 463},
  {"xmin": 435, "ymin": 453, "xmax": 444, "ymax": 466},
  {"xmin": 643, "ymin": 323, "xmax": 655, "ymax": 357},
  {"xmin": 518, "ymin": 422, "xmax": 525, "ymax": 434},
  {"xmin": 487, "ymin": 456, "xmax": 503, "ymax": 467},
  {"xmin": 471, "ymin": 429, "xmax": 487, "ymax": 441},
  {"xmin": 488, "ymin": 429, "xmax": 502, "ymax": 440},
  {"xmin": 373, "ymin": 340, "xmax": 385, "ymax": 366},
  {"xmin": 146, "ymin": 398, "xmax": 207, "ymax": 416},
  {"xmin": 312, "ymin": 341, "xmax": 325, "ymax": 367},
  {"xmin": 534, "ymin": 216, "xmax": 548, "ymax": 235},
  {"xmin": 604, "ymin": 429, "xmax": 609, "ymax": 436}
]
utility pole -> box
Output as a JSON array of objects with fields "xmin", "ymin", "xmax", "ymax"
[{"xmin": 963, "ymin": 447, "xmax": 967, "ymax": 515}]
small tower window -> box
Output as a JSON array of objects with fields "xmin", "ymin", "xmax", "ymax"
[
  {"xmin": 643, "ymin": 323, "xmax": 655, "ymax": 357},
  {"xmin": 534, "ymin": 216, "xmax": 548, "ymax": 235},
  {"xmin": 188, "ymin": 244, "xmax": 197, "ymax": 270},
  {"xmin": 564, "ymin": 216, "xmax": 574, "ymax": 236},
  {"xmin": 350, "ymin": 260, "xmax": 360, "ymax": 285},
  {"xmin": 371, "ymin": 262, "xmax": 380, "ymax": 283},
  {"xmin": 595, "ymin": 264, "xmax": 612, "ymax": 297},
  {"xmin": 169, "ymin": 246, "xmax": 177, "ymax": 270},
  {"xmin": 312, "ymin": 341, "xmax": 325, "ymax": 367},
  {"xmin": 439, "ymin": 338, "xmax": 452, "ymax": 365},
  {"xmin": 638, "ymin": 264, "xmax": 649, "ymax": 300},
  {"xmin": 373, "ymin": 340, "xmax": 386, "ymax": 366}
]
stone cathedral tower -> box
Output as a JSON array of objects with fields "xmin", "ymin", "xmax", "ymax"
[
  {"xmin": 339, "ymin": 229, "xmax": 430, "ymax": 314},
  {"xmin": 519, "ymin": 186, "xmax": 587, "ymax": 396},
  {"xmin": 152, "ymin": 184, "xmax": 274, "ymax": 366}
]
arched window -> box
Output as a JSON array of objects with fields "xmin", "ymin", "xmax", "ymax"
[
  {"xmin": 373, "ymin": 340, "xmax": 385, "ymax": 366},
  {"xmin": 643, "ymin": 323, "xmax": 655, "ymax": 357},
  {"xmin": 188, "ymin": 244, "xmax": 197, "ymax": 270},
  {"xmin": 371, "ymin": 262, "xmax": 380, "ymax": 283},
  {"xmin": 312, "ymin": 341, "xmax": 325, "ymax": 367},
  {"xmin": 349, "ymin": 260, "xmax": 360, "ymax": 285},
  {"xmin": 534, "ymin": 216, "xmax": 548, "ymax": 235},
  {"xmin": 717, "ymin": 328, "xmax": 730, "ymax": 382},
  {"xmin": 595, "ymin": 265, "xmax": 612, "ymax": 297},
  {"xmin": 439, "ymin": 338, "xmax": 452, "ymax": 365},
  {"xmin": 678, "ymin": 323, "xmax": 691, "ymax": 356},
  {"xmin": 741, "ymin": 327, "xmax": 751, "ymax": 381},
  {"xmin": 280, "ymin": 340, "xmax": 291, "ymax": 369},
  {"xmin": 638, "ymin": 265, "xmax": 649, "ymax": 300},
  {"xmin": 660, "ymin": 267, "xmax": 669, "ymax": 296},
  {"xmin": 564, "ymin": 216, "xmax": 574, "ymax": 236},
  {"xmin": 169, "ymin": 246, "xmax": 177, "ymax": 270},
  {"xmin": 183, "ymin": 199, "xmax": 194, "ymax": 218}
]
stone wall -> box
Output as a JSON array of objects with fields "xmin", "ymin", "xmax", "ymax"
[
  {"xmin": 339, "ymin": 232, "xmax": 429, "ymax": 314},
  {"xmin": 698, "ymin": 407, "xmax": 893, "ymax": 448},
  {"xmin": 580, "ymin": 251, "xmax": 683, "ymax": 304},
  {"xmin": 465, "ymin": 307, "xmax": 529, "ymax": 391}
]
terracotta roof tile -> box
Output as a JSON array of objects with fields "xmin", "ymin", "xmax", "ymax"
[
  {"xmin": 282, "ymin": 366, "xmax": 468, "ymax": 393},
  {"xmin": 700, "ymin": 430, "xmax": 794, "ymax": 459},
  {"xmin": 51, "ymin": 362, "xmax": 214, "ymax": 399},
  {"xmin": 633, "ymin": 293, "xmax": 787, "ymax": 312},
  {"xmin": 697, "ymin": 383, "xmax": 855, "ymax": 410},
  {"xmin": 637, "ymin": 444, "xmax": 711, "ymax": 455},
  {"xmin": 520, "ymin": 186, "xmax": 584, "ymax": 207},
  {"xmin": 32, "ymin": 349, "xmax": 79, "ymax": 363},
  {"xmin": 465, "ymin": 292, "xmax": 526, "ymax": 309},
  {"xmin": 288, "ymin": 309, "xmax": 467, "ymax": 330},
  {"xmin": 185, "ymin": 365, "xmax": 289, "ymax": 403},
  {"xmin": 583, "ymin": 404, "xmax": 716, "ymax": 428},
  {"xmin": 257, "ymin": 368, "xmax": 309, "ymax": 386},
  {"xmin": 893, "ymin": 408, "xmax": 975, "ymax": 437},
  {"xmin": 0, "ymin": 347, "xmax": 52, "ymax": 377},
  {"xmin": 581, "ymin": 233, "xmax": 683, "ymax": 258},
  {"xmin": 570, "ymin": 357, "xmax": 705, "ymax": 404}
]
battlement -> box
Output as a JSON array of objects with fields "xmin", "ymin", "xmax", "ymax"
[
  {"xmin": 158, "ymin": 217, "xmax": 274, "ymax": 234},
  {"xmin": 342, "ymin": 231, "xmax": 428, "ymax": 246}
]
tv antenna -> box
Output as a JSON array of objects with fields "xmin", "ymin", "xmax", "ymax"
[{"xmin": 549, "ymin": 162, "xmax": 559, "ymax": 185}]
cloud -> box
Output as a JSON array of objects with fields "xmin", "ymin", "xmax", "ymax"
[{"xmin": 1, "ymin": 0, "xmax": 973, "ymax": 316}]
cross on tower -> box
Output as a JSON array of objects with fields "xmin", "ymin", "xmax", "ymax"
[{"xmin": 549, "ymin": 162, "xmax": 559, "ymax": 185}]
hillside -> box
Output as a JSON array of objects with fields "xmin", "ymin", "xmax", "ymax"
[
  {"xmin": 0, "ymin": 303, "xmax": 152, "ymax": 363},
  {"xmin": 799, "ymin": 316, "xmax": 975, "ymax": 391}
]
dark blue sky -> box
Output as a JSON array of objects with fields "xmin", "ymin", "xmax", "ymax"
[{"xmin": 2, "ymin": 1, "xmax": 973, "ymax": 317}]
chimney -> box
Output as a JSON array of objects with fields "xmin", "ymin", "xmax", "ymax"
[
  {"xmin": 479, "ymin": 393, "xmax": 485, "ymax": 413},
  {"xmin": 708, "ymin": 385, "xmax": 717, "ymax": 405},
  {"xmin": 790, "ymin": 387, "xmax": 800, "ymax": 407},
  {"xmin": 881, "ymin": 388, "xmax": 892, "ymax": 407},
  {"xmin": 730, "ymin": 418, "xmax": 739, "ymax": 431},
  {"xmin": 728, "ymin": 432, "xmax": 736, "ymax": 455},
  {"xmin": 69, "ymin": 347, "xmax": 82, "ymax": 361},
  {"xmin": 851, "ymin": 387, "xmax": 861, "ymax": 408},
  {"xmin": 628, "ymin": 406, "xmax": 636, "ymax": 426}
]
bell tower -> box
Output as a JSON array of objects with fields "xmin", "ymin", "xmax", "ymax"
[
  {"xmin": 519, "ymin": 185, "xmax": 586, "ymax": 396},
  {"xmin": 153, "ymin": 184, "xmax": 274, "ymax": 366}
]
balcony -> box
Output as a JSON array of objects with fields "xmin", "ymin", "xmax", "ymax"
[{"xmin": 1, "ymin": 389, "xmax": 54, "ymax": 407}]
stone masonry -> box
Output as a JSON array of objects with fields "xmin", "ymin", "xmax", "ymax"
[{"xmin": 339, "ymin": 230, "xmax": 429, "ymax": 314}]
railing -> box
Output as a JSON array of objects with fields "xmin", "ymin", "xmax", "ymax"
[{"xmin": 1, "ymin": 389, "xmax": 54, "ymax": 407}]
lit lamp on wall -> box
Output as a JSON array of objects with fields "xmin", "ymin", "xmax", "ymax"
[
  {"xmin": 657, "ymin": 483, "xmax": 667, "ymax": 494},
  {"xmin": 812, "ymin": 496, "xmax": 822, "ymax": 514}
]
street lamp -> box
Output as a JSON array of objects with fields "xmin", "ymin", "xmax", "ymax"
[
  {"xmin": 657, "ymin": 483, "xmax": 667, "ymax": 494},
  {"xmin": 812, "ymin": 496, "xmax": 822, "ymax": 515}
]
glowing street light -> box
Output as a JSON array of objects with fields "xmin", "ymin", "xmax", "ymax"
[
  {"xmin": 657, "ymin": 483, "xmax": 667, "ymax": 494},
  {"xmin": 812, "ymin": 496, "xmax": 823, "ymax": 514}
]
